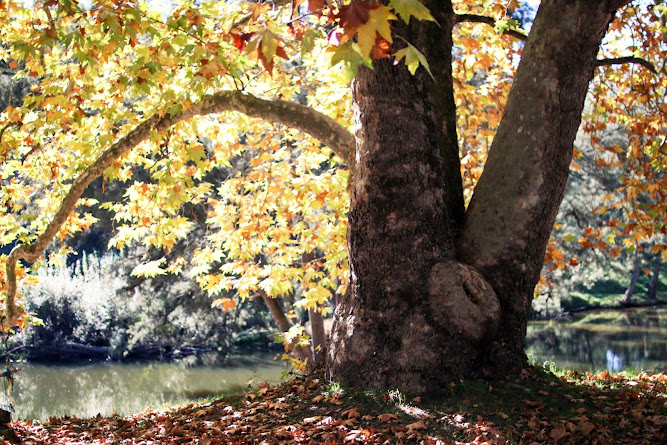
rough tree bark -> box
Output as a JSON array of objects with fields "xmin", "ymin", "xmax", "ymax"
[
  {"xmin": 328, "ymin": 0, "xmax": 631, "ymax": 391},
  {"xmin": 327, "ymin": 0, "xmax": 500, "ymax": 392},
  {"xmin": 459, "ymin": 0, "xmax": 629, "ymax": 377}
]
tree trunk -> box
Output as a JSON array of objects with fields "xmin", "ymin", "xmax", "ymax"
[
  {"xmin": 308, "ymin": 308, "xmax": 327, "ymax": 369},
  {"xmin": 458, "ymin": 0, "xmax": 623, "ymax": 378},
  {"xmin": 328, "ymin": 2, "xmax": 500, "ymax": 393},
  {"xmin": 622, "ymin": 247, "xmax": 641, "ymax": 305},
  {"xmin": 328, "ymin": 0, "xmax": 627, "ymax": 392},
  {"xmin": 261, "ymin": 292, "xmax": 312, "ymax": 362},
  {"xmin": 645, "ymin": 256, "xmax": 661, "ymax": 300}
]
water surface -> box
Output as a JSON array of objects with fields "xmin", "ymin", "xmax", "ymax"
[
  {"xmin": 6, "ymin": 353, "xmax": 286, "ymax": 420},
  {"xmin": 526, "ymin": 307, "xmax": 666, "ymax": 372}
]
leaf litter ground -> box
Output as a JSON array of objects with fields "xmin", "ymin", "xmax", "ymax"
[{"xmin": 2, "ymin": 367, "xmax": 665, "ymax": 444}]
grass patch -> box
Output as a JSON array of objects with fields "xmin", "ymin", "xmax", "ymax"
[{"xmin": 562, "ymin": 290, "xmax": 665, "ymax": 313}]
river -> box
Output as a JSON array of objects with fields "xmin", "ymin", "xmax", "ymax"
[
  {"xmin": 525, "ymin": 307, "xmax": 666, "ymax": 372},
  {"xmin": 4, "ymin": 353, "xmax": 287, "ymax": 421},
  {"xmin": 3, "ymin": 307, "xmax": 666, "ymax": 420}
]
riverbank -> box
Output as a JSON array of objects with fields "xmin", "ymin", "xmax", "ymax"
[
  {"xmin": 3, "ymin": 366, "xmax": 665, "ymax": 444},
  {"xmin": 531, "ymin": 289, "xmax": 667, "ymax": 320}
]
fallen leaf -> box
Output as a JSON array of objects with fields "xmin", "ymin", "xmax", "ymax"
[
  {"xmin": 550, "ymin": 424, "xmax": 568, "ymax": 442},
  {"xmin": 342, "ymin": 408, "xmax": 361, "ymax": 419},
  {"xmin": 406, "ymin": 419, "xmax": 426, "ymax": 433},
  {"xmin": 577, "ymin": 420, "xmax": 595, "ymax": 435},
  {"xmin": 378, "ymin": 413, "xmax": 400, "ymax": 422}
]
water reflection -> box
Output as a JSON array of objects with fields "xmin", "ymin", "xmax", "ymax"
[
  {"xmin": 526, "ymin": 307, "xmax": 667, "ymax": 372},
  {"xmin": 9, "ymin": 353, "xmax": 287, "ymax": 420}
]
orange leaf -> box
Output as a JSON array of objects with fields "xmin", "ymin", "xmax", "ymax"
[
  {"xmin": 550, "ymin": 424, "xmax": 568, "ymax": 442},
  {"xmin": 342, "ymin": 408, "xmax": 361, "ymax": 419},
  {"xmin": 377, "ymin": 413, "xmax": 400, "ymax": 422}
]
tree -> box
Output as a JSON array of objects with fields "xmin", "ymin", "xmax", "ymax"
[{"xmin": 0, "ymin": 0, "xmax": 664, "ymax": 394}]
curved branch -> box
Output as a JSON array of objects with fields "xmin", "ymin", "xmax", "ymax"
[
  {"xmin": 202, "ymin": 91, "xmax": 355, "ymax": 168},
  {"xmin": 596, "ymin": 56, "xmax": 657, "ymax": 74},
  {"xmin": 1, "ymin": 90, "xmax": 355, "ymax": 331},
  {"xmin": 455, "ymin": 14, "xmax": 528, "ymax": 41}
]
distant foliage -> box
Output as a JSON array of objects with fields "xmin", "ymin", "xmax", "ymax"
[
  {"xmin": 12, "ymin": 252, "xmax": 239, "ymax": 356},
  {"xmin": 20, "ymin": 252, "xmax": 128, "ymax": 347}
]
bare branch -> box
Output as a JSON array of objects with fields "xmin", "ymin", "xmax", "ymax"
[
  {"xmin": 0, "ymin": 122, "xmax": 18, "ymax": 147},
  {"xmin": 1, "ymin": 90, "xmax": 355, "ymax": 331},
  {"xmin": 455, "ymin": 14, "xmax": 528, "ymax": 41},
  {"xmin": 596, "ymin": 56, "xmax": 658, "ymax": 74}
]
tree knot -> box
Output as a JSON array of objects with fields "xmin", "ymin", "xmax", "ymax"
[{"xmin": 427, "ymin": 260, "xmax": 501, "ymax": 343}]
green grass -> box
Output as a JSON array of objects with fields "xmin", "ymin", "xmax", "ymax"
[{"xmin": 563, "ymin": 290, "xmax": 664, "ymax": 312}]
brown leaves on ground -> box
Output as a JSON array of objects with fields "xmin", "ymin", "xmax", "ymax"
[{"xmin": 3, "ymin": 368, "xmax": 666, "ymax": 444}]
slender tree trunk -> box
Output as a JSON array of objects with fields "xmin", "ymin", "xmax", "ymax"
[
  {"xmin": 645, "ymin": 256, "xmax": 661, "ymax": 300},
  {"xmin": 261, "ymin": 292, "xmax": 312, "ymax": 362},
  {"xmin": 302, "ymin": 251, "xmax": 328, "ymax": 369},
  {"xmin": 308, "ymin": 308, "xmax": 327, "ymax": 369},
  {"xmin": 623, "ymin": 247, "xmax": 641, "ymax": 305}
]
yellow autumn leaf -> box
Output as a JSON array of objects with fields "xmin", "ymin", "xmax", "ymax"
[{"xmin": 356, "ymin": 6, "xmax": 397, "ymax": 59}]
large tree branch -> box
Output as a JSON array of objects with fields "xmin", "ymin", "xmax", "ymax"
[
  {"xmin": 455, "ymin": 14, "xmax": 528, "ymax": 40},
  {"xmin": 596, "ymin": 56, "xmax": 658, "ymax": 74},
  {"xmin": 1, "ymin": 90, "xmax": 355, "ymax": 331}
]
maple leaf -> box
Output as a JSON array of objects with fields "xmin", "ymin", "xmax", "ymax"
[
  {"xmin": 212, "ymin": 297, "xmax": 236, "ymax": 312},
  {"xmin": 342, "ymin": 408, "xmax": 360, "ymax": 418},
  {"xmin": 245, "ymin": 29, "xmax": 289, "ymax": 75},
  {"xmin": 331, "ymin": 40, "xmax": 366, "ymax": 82},
  {"xmin": 335, "ymin": 2, "xmax": 372, "ymax": 29},
  {"xmin": 247, "ymin": 3, "xmax": 271, "ymax": 23},
  {"xmin": 197, "ymin": 59, "xmax": 226, "ymax": 80},
  {"xmin": 388, "ymin": 0, "xmax": 436, "ymax": 24},
  {"xmin": 549, "ymin": 424, "xmax": 568, "ymax": 442},
  {"xmin": 131, "ymin": 259, "xmax": 167, "ymax": 277},
  {"xmin": 406, "ymin": 419, "xmax": 426, "ymax": 433},
  {"xmin": 577, "ymin": 419, "xmax": 595, "ymax": 435},
  {"xmin": 394, "ymin": 41, "xmax": 433, "ymax": 77},
  {"xmin": 355, "ymin": 5, "xmax": 397, "ymax": 59},
  {"xmin": 377, "ymin": 413, "xmax": 400, "ymax": 422}
]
